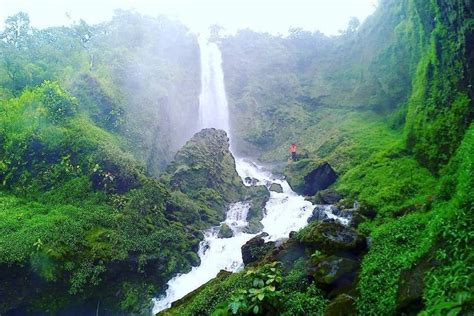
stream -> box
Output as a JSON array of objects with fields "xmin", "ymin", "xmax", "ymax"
[
  {"xmin": 152, "ymin": 158, "xmax": 345, "ymax": 313},
  {"xmin": 152, "ymin": 35, "xmax": 346, "ymax": 314}
]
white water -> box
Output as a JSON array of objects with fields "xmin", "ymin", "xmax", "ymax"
[
  {"xmin": 152, "ymin": 37, "xmax": 345, "ymax": 314},
  {"xmin": 197, "ymin": 35, "xmax": 230, "ymax": 132}
]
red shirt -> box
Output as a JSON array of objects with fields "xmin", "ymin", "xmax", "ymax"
[{"xmin": 290, "ymin": 144, "xmax": 297, "ymax": 153}]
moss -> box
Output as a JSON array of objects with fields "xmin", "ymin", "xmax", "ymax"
[
  {"xmin": 357, "ymin": 212, "xmax": 432, "ymax": 315},
  {"xmin": 161, "ymin": 128, "xmax": 247, "ymax": 224},
  {"xmin": 218, "ymin": 224, "xmax": 233, "ymax": 239},
  {"xmin": 161, "ymin": 271, "xmax": 250, "ymax": 315},
  {"xmin": 284, "ymin": 158, "xmax": 323, "ymax": 194}
]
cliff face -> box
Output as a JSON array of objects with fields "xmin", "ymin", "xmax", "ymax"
[
  {"xmin": 161, "ymin": 128, "xmax": 247, "ymax": 223},
  {"xmin": 165, "ymin": 129, "xmax": 244, "ymax": 201}
]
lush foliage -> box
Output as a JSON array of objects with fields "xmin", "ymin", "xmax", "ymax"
[
  {"xmin": 1, "ymin": 0, "xmax": 472, "ymax": 314},
  {"xmin": 227, "ymin": 262, "xmax": 283, "ymax": 315},
  {"xmin": 0, "ymin": 81, "xmax": 208, "ymax": 313}
]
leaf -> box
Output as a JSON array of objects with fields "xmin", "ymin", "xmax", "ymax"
[
  {"xmin": 253, "ymin": 305, "xmax": 259, "ymax": 314},
  {"xmin": 253, "ymin": 278, "xmax": 261, "ymax": 287},
  {"xmin": 229, "ymin": 302, "xmax": 240, "ymax": 314},
  {"xmin": 257, "ymin": 293, "xmax": 265, "ymax": 301}
]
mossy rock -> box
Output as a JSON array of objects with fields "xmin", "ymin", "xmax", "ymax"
[
  {"xmin": 285, "ymin": 159, "xmax": 337, "ymax": 195},
  {"xmin": 284, "ymin": 158, "xmax": 323, "ymax": 194},
  {"xmin": 218, "ymin": 224, "xmax": 233, "ymax": 238},
  {"xmin": 315, "ymin": 189, "xmax": 343, "ymax": 204},
  {"xmin": 160, "ymin": 270, "xmax": 233, "ymax": 315},
  {"xmin": 309, "ymin": 255, "xmax": 358, "ymax": 286},
  {"xmin": 269, "ymin": 183, "xmax": 283, "ymax": 193},
  {"xmin": 324, "ymin": 294, "xmax": 356, "ymax": 316},
  {"xmin": 297, "ymin": 221, "xmax": 366, "ymax": 254},
  {"xmin": 266, "ymin": 238, "xmax": 307, "ymax": 270},
  {"xmin": 241, "ymin": 233, "xmax": 275, "ymax": 265},
  {"xmin": 242, "ymin": 218, "xmax": 264, "ymax": 234},
  {"xmin": 244, "ymin": 185, "xmax": 270, "ymax": 224},
  {"xmin": 162, "ymin": 128, "xmax": 247, "ymax": 223}
]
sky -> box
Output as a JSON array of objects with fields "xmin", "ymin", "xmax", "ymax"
[{"xmin": 0, "ymin": 0, "xmax": 378, "ymax": 36}]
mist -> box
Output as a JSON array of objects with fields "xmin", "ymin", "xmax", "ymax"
[
  {"xmin": 1, "ymin": 0, "xmax": 377, "ymax": 36},
  {"xmin": 1, "ymin": 1, "xmax": 471, "ymax": 315}
]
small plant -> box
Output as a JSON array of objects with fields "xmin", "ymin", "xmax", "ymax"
[{"xmin": 228, "ymin": 262, "xmax": 283, "ymax": 315}]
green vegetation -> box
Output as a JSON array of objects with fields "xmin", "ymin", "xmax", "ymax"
[
  {"xmin": 165, "ymin": 0, "xmax": 472, "ymax": 315},
  {"xmin": 0, "ymin": 80, "xmax": 208, "ymax": 313},
  {"xmin": 0, "ymin": 12, "xmax": 228, "ymax": 314},
  {"xmin": 1, "ymin": 0, "xmax": 472, "ymax": 314}
]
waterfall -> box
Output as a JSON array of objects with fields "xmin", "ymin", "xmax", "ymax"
[
  {"xmin": 152, "ymin": 35, "xmax": 347, "ymax": 314},
  {"xmin": 198, "ymin": 36, "xmax": 230, "ymax": 133}
]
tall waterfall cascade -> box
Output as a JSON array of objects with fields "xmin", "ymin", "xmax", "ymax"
[
  {"xmin": 152, "ymin": 36, "xmax": 345, "ymax": 314},
  {"xmin": 198, "ymin": 36, "xmax": 230, "ymax": 132}
]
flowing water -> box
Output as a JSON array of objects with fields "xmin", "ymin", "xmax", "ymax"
[
  {"xmin": 197, "ymin": 35, "xmax": 230, "ymax": 132},
  {"xmin": 152, "ymin": 37, "xmax": 345, "ymax": 314}
]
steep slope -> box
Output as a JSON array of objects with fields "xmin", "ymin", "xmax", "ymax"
[
  {"xmin": 164, "ymin": 1, "xmax": 473, "ymax": 315},
  {"xmin": 0, "ymin": 11, "xmax": 201, "ymax": 175}
]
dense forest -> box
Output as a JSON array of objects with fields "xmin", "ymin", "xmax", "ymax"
[{"xmin": 0, "ymin": 0, "xmax": 472, "ymax": 315}]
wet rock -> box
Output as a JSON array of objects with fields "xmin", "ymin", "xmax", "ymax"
[
  {"xmin": 217, "ymin": 223, "xmax": 233, "ymax": 238},
  {"xmin": 269, "ymin": 183, "xmax": 283, "ymax": 193},
  {"xmin": 331, "ymin": 207, "xmax": 355, "ymax": 219},
  {"xmin": 324, "ymin": 294, "xmax": 356, "ymax": 316},
  {"xmin": 242, "ymin": 219, "xmax": 264, "ymax": 234},
  {"xmin": 244, "ymin": 177, "xmax": 259, "ymax": 186},
  {"xmin": 308, "ymin": 205, "xmax": 330, "ymax": 223},
  {"xmin": 309, "ymin": 255, "xmax": 358, "ymax": 286},
  {"xmin": 284, "ymin": 159, "xmax": 334, "ymax": 196},
  {"xmin": 349, "ymin": 211, "xmax": 367, "ymax": 228},
  {"xmin": 298, "ymin": 221, "xmax": 366, "ymax": 254},
  {"xmin": 162, "ymin": 128, "xmax": 246, "ymax": 221},
  {"xmin": 244, "ymin": 186, "xmax": 270, "ymax": 229},
  {"xmin": 303, "ymin": 162, "xmax": 337, "ymax": 196},
  {"xmin": 270, "ymin": 238, "xmax": 307, "ymax": 270},
  {"xmin": 241, "ymin": 232, "xmax": 275, "ymax": 265},
  {"xmin": 315, "ymin": 189, "xmax": 343, "ymax": 204},
  {"xmin": 328, "ymin": 205, "xmax": 342, "ymax": 216}
]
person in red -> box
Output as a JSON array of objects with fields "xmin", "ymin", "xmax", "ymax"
[{"xmin": 290, "ymin": 143, "xmax": 297, "ymax": 161}]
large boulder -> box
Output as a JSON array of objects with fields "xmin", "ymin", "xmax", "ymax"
[
  {"xmin": 297, "ymin": 221, "xmax": 366, "ymax": 254},
  {"xmin": 269, "ymin": 183, "xmax": 283, "ymax": 193},
  {"xmin": 315, "ymin": 189, "xmax": 343, "ymax": 204},
  {"xmin": 217, "ymin": 224, "xmax": 233, "ymax": 238},
  {"xmin": 269, "ymin": 238, "xmax": 307, "ymax": 270},
  {"xmin": 241, "ymin": 233, "xmax": 275, "ymax": 265},
  {"xmin": 309, "ymin": 255, "xmax": 359, "ymax": 286},
  {"xmin": 243, "ymin": 185, "xmax": 269, "ymax": 233},
  {"xmin": 285, "ymin": 159, "xmax": 337, "ymax": 196},
  {"xmin": 308, "ymin": 205, "xmax": 330, "ymax": 223},
  {"xmin": 242, "ymin": 219, "xmax": 264, "ymax": 234},
  {"xmin": 161, "ymin": 128, "xmax": 247, "ymax": 223},
  {"xmin": 303, "ymin": 162, "xmax": 337, "ymax": 195},
  {"xmin": 163, "ymin": 128, "xmax": 244, "ymax": 201}
]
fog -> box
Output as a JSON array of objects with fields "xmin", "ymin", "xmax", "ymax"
[{"xmin": 1, "ymin": 0, "xmax": 377, "ymax": 35}]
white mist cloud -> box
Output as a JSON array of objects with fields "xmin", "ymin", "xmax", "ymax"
[{"xmin": 0, "ymin": 0, "xmax": 377, "ymax": 35}]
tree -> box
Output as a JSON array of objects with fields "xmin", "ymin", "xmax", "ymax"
[
  {"xmin": 347, "ymin": 17, "xmax": 361, "ymax": 33},
  {"xmin": 72, "ymin": 19, "xmax": 95, "ymax": 70},
  {"xmin": 1, "ymin": 12, "xmax": 31, "ymax": 50}
]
